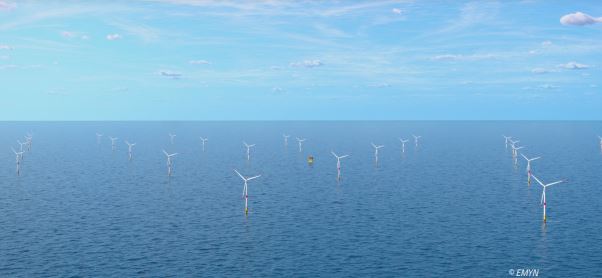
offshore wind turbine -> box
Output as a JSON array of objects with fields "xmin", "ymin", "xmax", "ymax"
[
  {"xmin": 169, "ymin": 133, "xmax": 176, "ymax": 144},
  {"xmin": 503, "ymin": 135, "xmax": 512, "ymax": 149},
  {"xmin": 125, "ymin": 141, "xmax": 136, "ymax": 161},
  {"xmin": 296, "ymin": 137, "xmax": 306, "ymax": 153},
  {"xmin": 331, "ymin": 151, "xmax": 349, "ymax": 181},
  {"xmin": 12, "ymin": 148, "xmax": 23, "ymax": 176},
  {"xmin": 531, "ymin": 174, "xmax": 565, "ymax": 223},
  {"xmin": 17, "ymin": 140, "xmax": 25, "ymax": 152},
  {"xmin": 109, "ymin": 137, "xmax": 118, "ymax": 151},
  {"xmin": 371, "ymin": 143, "xmax": 384, "ymax": 164},
  {"xmin": 234, "ymin": 169, "xmax": 261, "ymax": 215},
  {"xmin": 412, "ymin": 135, "xmax": 422, "ymax": 148},
  {"xmin": 24, "ymin": 134, "xmax": 32, "ymax": 151},
  {"xmin": 283, "ymin": 134, "xmax": 290, "ymax": 147},
  {"xmin": 511, "ymin": 144, "xmax": 523, "ymax": 158},
  {"xmin": 96, "ymin": 133, "xmax": 103, "ymax": 144},
  {"xmin": 521, "ymin": 153, "xmax": 541, "ymax": 184},
  {"xmin": 200, "ymin": 137, "xmax": 208, "ymax": 152},
  {"xmin": 243, "ymin": 141, "xmax": 255, "ymax": 161},
  {"xmin": 399, "ymin": 138, "xmax": 409, "ymax": 154},
  {"xmin": 162, "ymin": 149, "xmax": 178, "ymax": 176},
  {"xmin": 598, "ymin": 136, "xmax": 602, "ymax": 151}
]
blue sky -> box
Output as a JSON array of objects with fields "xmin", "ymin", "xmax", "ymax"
[{"xmin": 1, "ymin": 0, "xmax": 601, "ymax": 120}]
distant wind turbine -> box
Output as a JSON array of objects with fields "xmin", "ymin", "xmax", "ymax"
[
  {"xmin": 283, "ymin": 134, "xmax": 290, "ymax": 147},
  {"xmin": 371, "ymin": 143, "xmax": 384, "ymax": 164},
  {"xmin": 399, "ymin": 138, "xmax": 409, "ymax": 154},
  {"xmin": 234, "ymin": 169, "xmax": 261, "ymax": 215},
  {"xmin": 200, "ymin": 137, "xmax": 208, "ymax": 152},
  {"xmin": 162, "ymin": 149, "xmax": 178, "ymax": 176},
  {"xmin": 96, "ymin": 133, "xmax": 103, "ymax": 144},
  {"xmin": 125, "ymin": 141, "xmax": 136, "ymax": 161},
  {"xmin": 11, "ymin": 148, "xmax": 23, "ymax": 176},
  {"xmin": 598, "ymin": 136, "xmax": 602, "ymax": 152},
  {"xmin": 169, "ymin": 133, "xmax": 176, "ymax": 144},
  {"xmin": 412, "ymin": 135, "xmax": 421, "ymax": 148},
  {"xmin": 243, "ymin": 141, "xmax": 255, "ymax": 161},
  {"xmin": 109, "ymin": 137, "xmax": 118, "ymax": 151},
  {"xmin": 503, "ymin": 135, "xmax": 512, "ymax": 149},
  {"xmin": 521, "ymin": 153, "xmax": 540, "ymax": 184},
  {"xmin": 531, "ymin": 174, "xmax": 566, "ymax": 223},
  {"xmin": 24, "ymin": 134, "xmax": 32, "ymax": 151},
  {"xmin": 331, "ymin": 151, "xmax": 349, "ymax": 181},
  {"xmin": 296, "ymin": 137, "xmax": 306, "ymax": 153}
]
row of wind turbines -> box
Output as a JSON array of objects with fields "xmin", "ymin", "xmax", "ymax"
[
  {"xmin": 503, "ymin": 135, "xmax": 566, "ymax": 223},
  {"xmin": 91, "ymin": 132, "xmax": 423, "ymax": 215}
]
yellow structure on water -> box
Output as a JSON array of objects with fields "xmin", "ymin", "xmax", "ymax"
[{"xmin": 307, "ymin": 155, "xmax": 314, "ymax": 165}]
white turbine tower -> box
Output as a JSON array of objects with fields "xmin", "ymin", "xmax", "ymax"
[
  {"xmin": 169, "ymin": 133, "xmax": 176, "ymax": 144},
  {"xmin": 371, "ymin": 143, "xmax": 384, "ymax": 164},
  {"xmin": 331, "ymin": 151, "xmax": 349, "ymax": 181},
  {"xmin": 283, "ymin": 134, "xmax": 290, "ymax": 147},
  {"xmin": 234, "ymin": 169, "xmax": 261, "ymax": 215},
  {"xmin": 162, "ymin": 149, "xmax": 178, "ymax": 176},
  {"xmin": 511, "ymin": 144, "xmax": 523, "ymax": 159},
  {"xmin": 521, "ymin": 153, "xmax": 541, "ymax": 184},
  {"xmin": 243, "ymin": 141, "xmax": 255, "ymax": 161},
  {"xmin": 412, "ymin": 135, "xmax": 422, "ymax": 148},
  {"xmin": 125, "ymin": 141, "xmax": 136, "ymax": 161},
  {"xmin": 96, "ymin": 133, "xmax": 103, "ymax": 144},
  {"xmin": 531, "ymin": 174, "xmax": 565, "ymax": 223},
  {"xmin": 17, "ymin": 140, "xmax": 25, "ymax": 152},
  {"xmin": 598, "ymin": 136, "xmax": 602, "ymax": 151},
  {"xmin": 200, "ymin": 137, "xmax": 208, "ymax": 152},
  {"xmin": 399, "ymin": 138, "xmax": 409, "ymax": 154},
  {"xmin": 11, "ymin": 148, "xmax": 23, "ymax": 176},
  {"xmin": 24, "ymin": 134, "xmax": 32, "ymax": 151},
  {"xmin": 503, "ymin": 135, "xmax": 512, "ymax": 149},
  {"xmin": 296, "ymin": 137, "xmax": 306, "ymax": 153},
  {"xmin": 109, "ymin": 137, "xmax": 118, "ymax": 151}
]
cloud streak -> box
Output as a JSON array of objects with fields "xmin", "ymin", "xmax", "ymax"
[
  {"xmin": 106, "ymin": 33, "xmax": 122, "ymax": 40},
  {"xmin": 290, "ymin": 59, "xmax": 323, "ymax": 68},
  {"xmin": 558, "ymin": 62, "xmax": 589, "ymax": 70}
]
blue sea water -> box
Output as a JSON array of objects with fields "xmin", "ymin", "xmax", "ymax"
[{"xmin": 1, "ymin": 121, "xmax": 601, "ymax": 277}]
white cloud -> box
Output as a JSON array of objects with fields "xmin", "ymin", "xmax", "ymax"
[
  {"xmin": 430, "ymin": 53, "xmax": 496, "ymax": 61},
  {"xmin": 541, "ymin": 40, "xmax": 552, "ymax": 46},
  {"xmin": 0, "ymin": 44, "xmax": 11, "ymax": 50},
  {"xmin": 272, "ymin": 87, "xmax": 284, "ymax": 93},
  {"xmin": 189, "ymin": 60, "xmax": 211, "ymax": 65},
  {"xmin": 538, "ymin": 84, "xmax": 559, "ymax": 90},
  {"xmin": 106, "ymin": 33, "xmax": 122, "ymax": 41},
  {"xmin": 159, "ymin": 70, "xmax": 182, "ymax": 79},
  {"xmin": 61, "ymin": 31, "xmax": 88, "ymax": 40},
  {"xmin": 290, "ymin": 59, "xmax": 323, "ymax": 68},
  {"xmin": 392, "ymin": 8, "xmax": 404, "ymax": 15},
  {"xmin": 560, "ymin": 12, "xmax": 602, "ymax": 26},
  {"xmin": 558, "ymin": 61, "xmax": 589, "ymax": 70}
]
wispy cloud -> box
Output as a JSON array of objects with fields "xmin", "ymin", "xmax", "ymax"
[
  {"xmin": 560, "ymin": 12, "xmax": 602, "ymax": 26},
  {"xmin": 538, "ymin": 84, "xmax": 559, "ymax": 90},
  {"xmin": 0, "ymin": 44, "xmax": 12, "ymax": 50},
  {"xmin": 108, "ymin": 21, "xmax": 160, "ymax": 42},
  {"xmin": 290, "ymin": 59, "xmax": 324, "ymax": 68},
  {"xmin": 392, "ymin": 8, "xmax": 404, "ymax": 15},
  {"xmin": 189, "ymin": 60, "xmax": 211, "ymax": 65},
  {"xmin": 106, "ymin": 33, "xmax": 122, "ymax": 41},
  {"xmin": 558, "ymin": 61, "xmax": 589, "ymax": 70},
  {"xmin": 531, "ymin": 68, "xmax": 556, "ymax": 74},
  {"xmin": 430, "ymin": 53, "xmax": 497, "ymax": 61},
  {"xmin": 159, "ymin": 70, "xmax": 182, "ymax": 79},
  {"xmin": 272, "ymin": 87, "xmax": 284, "ymax": 93},
  {"xmin": 61, "ymin": 31, "xmax": 88, "ymax": 40}
]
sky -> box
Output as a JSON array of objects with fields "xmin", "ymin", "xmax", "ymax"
[{"xmin": 1, "ymin": 0, "xmax": 601, "ymax": 120}]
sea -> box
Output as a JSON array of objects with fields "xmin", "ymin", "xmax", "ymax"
[{"xmin": 1, "ymin": 121, "xmax": 601, "ymax": 277}]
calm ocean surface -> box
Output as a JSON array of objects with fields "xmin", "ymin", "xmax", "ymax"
[{"xmin": 1, "ymin": 121, "xmax": 601, "ymax": 277}]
